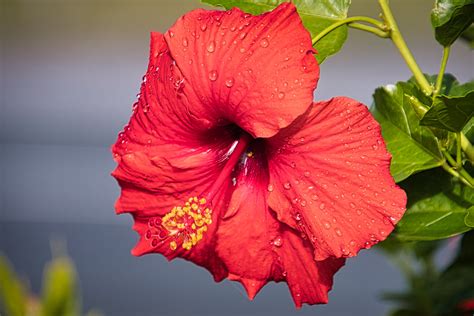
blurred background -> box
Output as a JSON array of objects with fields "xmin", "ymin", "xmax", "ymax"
[{"xmin": 0, "ymin": 0, "xmax": 472, "ymax": 315}]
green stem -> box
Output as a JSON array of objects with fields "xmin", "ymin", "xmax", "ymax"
[
  {"xmin": 348, "ymin": 23, "xmax": 390, "ymax": 38},
  {"xmin": 456, "ymin": 132, "xmax": 462, "ymax": 167},
  {"xmin": 312, "ymin": 16, "xmax": 386, "ymax": 45},
  {"xmin": 378, "ymin": 0, "xmax": 433, "ymax": 95},
  {"xmin": 461, "ymin": 132, "xmax": 474, "ymax": 163},
  {"xmin": 442, "ymin": 150, "xmax": 474, "ymax": 187},
  {"xmin": 434, "ymin": 46, "xmax": 450, "ymax": 96}
]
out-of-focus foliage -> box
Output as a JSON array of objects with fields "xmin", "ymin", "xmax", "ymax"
[
  {"xmin": 0, "ymin": 252, "xmax": 102, "ymax": 316},
  {"xmin": 379, "ymin": 231, "xmax": 474, "ymax": 316}
]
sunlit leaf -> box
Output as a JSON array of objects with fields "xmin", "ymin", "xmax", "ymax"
[
  {"xmin": 395, "ymin": 168, "xmax": 473, "ymax": 241},
  {"xmin": 372, "ymin": 81, "xmax": 444, "ymax": 182}
]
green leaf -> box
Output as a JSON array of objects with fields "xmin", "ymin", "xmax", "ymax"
[
  {"xmin": 420, "ymin": 91, "xmax": 474, "ymax": 132},
  {"xmin": 0, "ymin": 255, "xmax": 27, "ymax": 316},
  {"xmin": 431, "ymin": 0, "xmax": 474, "ymax": 46},
  {"xmin": 372, "ymin": 81, "xmax": 444, "ymax": 182},
  {"xmin": 465, "ymin": 206, "xmax": 474, "ymax": 227},
  {"xmin": 41, "ymin": 256, "xmax": 80, "ymax": 316},
  {"xmin": 395, "ymin": 168, "xmax": 473, "ymax": 241},
  {"xmin": 460, "ymin": 24, "xmax": 474, "ymax": 48},
  {"xmin": 201, "ymin": 0, "xmax": 351, "ymax": 63}
]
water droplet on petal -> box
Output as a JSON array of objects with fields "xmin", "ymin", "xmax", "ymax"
[
  {"xmin": 323, "ymin": 221, "xmax": 331, "ymax": 229},
  {"xmin": 272, "ymin": 236, "xmax": 283, "ymax": 247},
  {"xmin": 304, "ymin": 171, "xmax": 310, "ymax": 178},
  {"xmin": 319, "ymin": 203, "xmax": 325, "ymax": 210},
  {"xmin": 200, "ymin": 23, "xmax": 207, "ymax": 31},
  {"xmin": 239, "ymin": 32, "xmax": 247, "ymax": 40},
  {"xmin": 283, "ymin": 182, "xmax": 291, "ymax": 190},
  {"xmin": 208, "ymin": 70, "xmax": 218, "ymax": 81},
  {"xmin": 182, "ymin": 38, "xmax": 188, "ymax": 47},
  {"xmin": 207, "ymin": 40, "xmax": 216, "ymax": 53},
  {"xmin": 335, "ymin": 228, "xmax": 343, "ymax": 237},
  {"xmin": 260, "ymin": 38, "xmax": 269, "ymax": 48},
  {"xmin": 225, "ymin": 77, "xmax": 234, "ymax": 88},
  {"xmin": 267, "ymin": 184, "xmax": 274, "ymax": 192},
  {"xmin": 278, "ymin": 92, "xmax": 285, "ymax": 99},
  {"xmin": 169, "ymin": 31, "xmax": 175, "ymax": 37}
]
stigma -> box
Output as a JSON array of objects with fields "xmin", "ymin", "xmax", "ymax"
[{"xmin": 150, "ymin": 196, "xmax": 212, "ymax": 251}]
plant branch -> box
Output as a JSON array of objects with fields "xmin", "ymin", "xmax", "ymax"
[
  {"xmin": 378, "ymin": 0, "xmax": 433, "ymax": 95},
  {"xmin": 348, "ymin": 22, "xmax": 390, "ymax": 38},
  {"xmin": 312, "ymin": 16, "xmax": 386, "ymax": 45},
  {"xmin": 461, "ymin": 132, "xmax": 474, "ymax": 163},
  {"xmin": 442, "ymin": 150, "xmax": 474, "ymax": 187},
  {"xmin": 434, "ymin": 46, "xmax": 451, "ymax": 96}
]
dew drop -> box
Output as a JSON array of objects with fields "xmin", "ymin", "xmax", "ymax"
[
  {"xmin": 182, "ymin": 38, "xmax": 188, "ymax": 47},
  {"xmin": 267, "ymin": 184, "xmax": 274, "ymax": 192},
  {"xmin": 225, "ymin": 77, "xmax": 234, "ymax": 88},
  {"xmin": 260, "ymin": 38, "xmax": 269, "ymax": 48},
  {"xmin": 300, "ymin": 199, "xmax": 307, "ymax": 207},
  {"xmin": 319, "ymin": 203, "xmax": 325, "ymax": 210},
  {"xmin": 239, "ymin": 32, "xmax": 247, "ymax": 40},
  {"xmin": 282, "ymin": 271, "xmax": 288, "ymax": 277},
  {"xmin": 311, "ymin": 194, "xmax": 319, "ymax": 201},
  {"xmin": 294, "ymin": 213, "xmax": 302, "ymax": 221},
  {"xmin": 290, "ymin": 161, "xmax": 296, "ymax": 168},
  {"xmin": 239, "ymin": 47, "xmax": 246, "ymax": 53},
  {"xmin": 207, "ymin": 40, "xmax": 216, "ymax": 53},
  {"xmin": 349, "ymin": 202, "xmax": 356, "ymax": 209},
  {"xmin": 272, "ymin": 236, "xmax": 283, "ymax": 247},
  {"xmin": 323, "ymin": 221, "xmax": 331, "ymax": 229},
  {"xmin": 169, "ymin": 31, "xmax": 175, "ymax": 37},
  {"xmin": 349, "ymin": 240, "xmax": 356, "ymax": 247},
  {"xmin": 335, "ymin": 228, "xmax": 343, "ymax": 237},
  {"xmin": 200, "ymin": 23, "xmax": 207, "ymax": 31},
  {"xmin": 208, "ymin": 70, "xmax": 218, "ymax": 81},
  {"xmin": 283, "ymin": 182, "xmax": 291, "ymax": 190},
  {"xmin": 277, "ymin": 92, "xmax": 285, "ymax": 99},
  {"xmin": 304, "ymin": 171, "xmax": 310, "ymax": 178}
]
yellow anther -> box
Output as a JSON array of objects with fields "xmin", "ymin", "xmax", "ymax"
[
  {"xmin": 170, "ymin": 241, "xmax": 177, "ymax": 250},
  {"xmin": 247, "ymin": 151, "xmax": 254, "ymax": 158},
  {"xmin": 160, "ymin": 196, "xmax": 213, "ymax": 252}
]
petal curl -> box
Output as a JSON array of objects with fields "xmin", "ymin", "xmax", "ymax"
[
  {"xmin": 164, "ymin": 3, "xmax": 318, "ymax": 138},
  {"xmin": 215, "ymin": 146, "xmax": 344, "ymax": 307},
  {"xmin": 267, "ymin": 97, "xmax": 407, "ymax": 260}
]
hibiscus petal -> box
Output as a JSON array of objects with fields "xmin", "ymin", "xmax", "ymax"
[
  {"xmin": 164, "ymin": 3, "xmax": 318, "ymax": 138},
  {"xmin": 111, "ymin": 32, "xmax": 238, "ymax": 280},
  {"xmin": 279, "ymin": 227, "xmax": 345, "ymax": 308},
  {"xmin": 112, "ymin": 32, "xmax": 237, "ymax": 215},
  {"xmin": 215, "ymin": 147, "xmax": 344, "ymax": 306},
  {"xmin": 267, "ymin": 97, "xmax": 407, "ymax": 260}
]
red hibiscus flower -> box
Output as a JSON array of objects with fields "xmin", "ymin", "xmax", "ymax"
[{"xmin": 112, "ymin": 3, "xmax": 406, "ymax": 307}]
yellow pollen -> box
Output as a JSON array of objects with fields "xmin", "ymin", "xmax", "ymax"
[
  {"xmin": 170, "ymin": 241, "xmax": 177, "ymax": 250},
  {"xmin": 246, "ymin": 151, "xmax": 254, "ymax": 158},
  {"xmin": 161, "ymin": 196, "xmax": 213, "ymax": 251}
]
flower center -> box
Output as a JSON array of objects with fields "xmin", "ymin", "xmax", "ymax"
[{"xmin": 148, "ymin": 133, "xmax": 252, "ymax": 251}]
